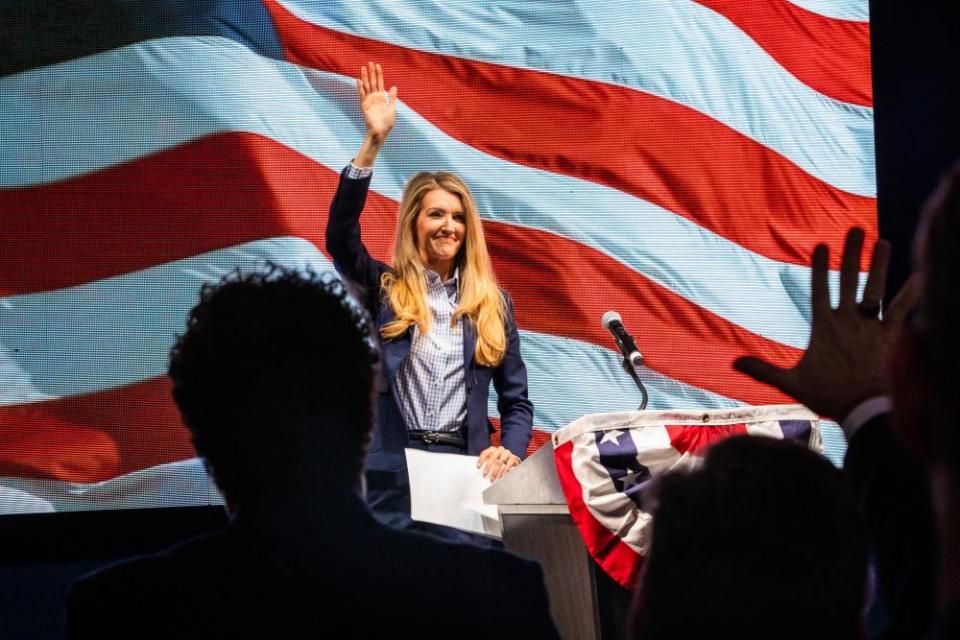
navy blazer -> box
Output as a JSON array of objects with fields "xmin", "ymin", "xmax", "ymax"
[{"xmin": 326, "ymin": 168, "xmax": 533, "ymax": 472}]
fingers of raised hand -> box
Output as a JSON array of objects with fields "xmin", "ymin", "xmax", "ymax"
[
  {"xmin": 810, "ymin": 244, "xmax": 831, "ymax": 319},
  {"xmin": 859, "ymin": 239, "xmax": 891, "ymax": 317},
  {"xmin": 367, "ymin": 61, "xmax": 378, "ymax": 93},
  {"xmin": 360, "ymin": 63, "xmax": 383, "ymax": 98},
  {"xmin": 839, "ymin": 228, "xmax": 865, "ymax": 311},
  {"xmin": 359, "ymin": 65, "xmax": 370, "ymax": 96},
  {"xmin": 734, "ymin": 356, "xmax": 797, "ymax": 398},
  {"xmin": 357, "ymin": 69, "xmax": 367, "ymax": 102}
]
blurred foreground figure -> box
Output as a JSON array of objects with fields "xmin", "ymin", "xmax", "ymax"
[
  {"xmin": 67, "ymin": 267, "xmax": 557, "ymax": 639},
  {"xmin": 890, "ymin": 166, "xmax": 960, "ymax": 638},
  {"xmin": 634, "ymin": 435, "xmax": 868, "ymax": 639},
  {"xmin": 736, "ymin": 164, "xmax": 960, "ymax": 638}
]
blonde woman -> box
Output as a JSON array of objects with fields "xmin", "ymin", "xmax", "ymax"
[{"xmin": 326, "ymin": 63, "xmax": 533, "ymax": 543}]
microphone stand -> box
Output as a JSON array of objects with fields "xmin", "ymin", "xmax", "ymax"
[{"xmin": 620, "ymin": 357, "xmax": 649, "ymax": 411}]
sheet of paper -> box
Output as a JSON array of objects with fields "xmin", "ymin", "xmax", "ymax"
[{"xmin": 405, "ymin": 448, "xmax": 502, "ymax": 539}]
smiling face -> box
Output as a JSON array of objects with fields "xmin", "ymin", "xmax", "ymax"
[{"xmin": 415, "ymin": 187, "xmax": 466, "ymax": 278}]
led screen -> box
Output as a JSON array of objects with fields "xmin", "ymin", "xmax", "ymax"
[{"xmin": 0, "ymin": 0, "xmax": 875, "ymax": 513}]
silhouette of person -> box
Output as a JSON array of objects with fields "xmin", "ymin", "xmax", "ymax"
[
  {"xmin": 634, "ymin": 435, "xmax": 869, "ymax": 639},
  {"xmin": 67, "ymin": 267, "xmax": 558, "ymax": 639}
]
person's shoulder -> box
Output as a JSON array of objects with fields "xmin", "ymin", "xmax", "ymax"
[
  {"xmin": 71, "ymin": 553, "xmax": 168, "ymax": 604},
  {"xmin": 370, "ymin": 529, "xmax": 557, "ymax": 635},
  {"xmin": 380, "ymin": 527, "xmax": 544, "ymax": 585},
  {"xmin": 68, "ymin": 551, "xmax": 180, "ymax": 638},
  {"xmin": 67, "ymin": 532, "xmax": 234, "ymax": 638},
  {"xmin": 71, "ymin": 531, "xmax": 226, "ymax": 598}
]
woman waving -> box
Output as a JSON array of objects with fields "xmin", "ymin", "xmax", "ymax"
[{"xmin": 326, "ymin": 63, "xmax": 533, "ymax": 544}]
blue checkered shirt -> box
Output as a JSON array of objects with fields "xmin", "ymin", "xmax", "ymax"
[
  {"xmin": 395, "ymin": 269, "xmax": 468, "ymax": 434},
  {"xmin": 346, "ymin": 162, "xmax": 373, "ymax": 180}
]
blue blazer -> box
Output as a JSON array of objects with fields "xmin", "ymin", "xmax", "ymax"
[{"xmin": 326, "ymin": 168, "xmax": 533, "ymax": 472}]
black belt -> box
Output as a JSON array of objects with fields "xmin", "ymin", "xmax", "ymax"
[{"xmin": 408, "ymin": 431, "xmax": 465, "ymax": 447}]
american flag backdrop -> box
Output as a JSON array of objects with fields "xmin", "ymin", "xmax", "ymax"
[{"xmin": 0, "ymin": 1, "xmax": 874, "ymax": 512}]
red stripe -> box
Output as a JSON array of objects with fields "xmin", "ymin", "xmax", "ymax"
[
  {"xmin": 666, "ymin": 423, "xmax": 749, "ymax": 455},
  {"xmin": 554, "ymin": 440, "xmax": 643, "ymax": 589},
  {"xmin": 264, "ymin": 0, "xmax": 876, "ymax": 269},
  {"xmin": 0, "ymin": 383, "xmax": 560, "ymax": 484},
  {"xmin": 696, "ymin": 0, "xmax": 872, "ymax": 106},
  {"xmin": 1, "ymin": 132, "xmax": 800, "ymax": 405},
  {"xmin": 488, "ymin": 418, "xmax": 552, "ymax": 459},
  {"xmin": 0, "ymin": 377, "xmax": 193, "ymax": 483},
  {"xmin": 486, "ymin": 222, "xmax": 800, "ymax": 406},
  {"xmin": 0, "ymin": 132, "xmax": 396, "ymax": 297}
]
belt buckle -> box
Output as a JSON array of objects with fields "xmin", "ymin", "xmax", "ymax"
[{"xmin": 421, "ymin": 432, "xmax": 441, "ymax": 444}]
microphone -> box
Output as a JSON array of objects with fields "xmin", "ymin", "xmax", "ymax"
[{"xmin": 601, "ymin": 311, "xmax": 644, "ymax": 368}]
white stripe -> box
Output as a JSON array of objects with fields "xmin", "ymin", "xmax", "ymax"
[
  {"xmin": 0, "ymin": 459, "xmax": 222, "ymax": 513},
  {"xmin": 0, "ymin": 38, "xmax": 826, "ymax": 348},
  {"xmin": 504, "ymin": 330, "xmax": 742, "ymax": 431},
  {"xmin": 0, "ymin": 237, "xmax": 332, "ymax": 404},
  {"xmin": 276, "ymin": 0, "xmax": 875, "ymax": 196},
  {"xmin": 0, "ymin": 238, "xmax": 741, "ymax": 413},
  {"xmin": 785, "ymin": 0, "xmax": 869, "ymax": 21},
  {"xmin": 0, "ymin": 485, "xmax": 54, "ymax": 514},
  {"xmin": 555, "ymin": 404, "xmax": 816, "ymax": 444}
]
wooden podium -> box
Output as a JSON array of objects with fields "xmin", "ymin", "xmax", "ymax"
[{"xmin": 483, "ymin": 444, "xmax": 630, "ymax": 640}]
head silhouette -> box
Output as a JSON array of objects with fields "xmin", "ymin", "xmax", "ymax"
[
  {"xmin": 168, "ymin": 266, "xmax": 378, "ymax": 509},
  {"xmin": 636, "ymin": 435, "xmax": 868, "ymax": 639},
  {"xmin": 898, "ymin": 163, "xmax": 960, "ymax": 469}
]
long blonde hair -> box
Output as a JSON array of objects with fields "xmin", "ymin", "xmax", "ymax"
[{"xmin": 380, "ymin": 171, "xmax": 507, "ymax": 366}]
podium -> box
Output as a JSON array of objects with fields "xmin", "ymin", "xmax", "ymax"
[
  {"xmin": 483, "ymin": 444, "xmax": 629, "ymax": 640},
  {"xmin": 480, "ymin": 405, "xmax": 820, "ymax": 639}
]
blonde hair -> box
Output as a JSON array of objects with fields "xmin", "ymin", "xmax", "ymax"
[{"xmin": 380, "ymin": 171, "xmax": 507, "ymax": 366}]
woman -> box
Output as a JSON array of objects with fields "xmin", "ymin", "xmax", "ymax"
[{"xmin": 326, "ymin": 63, "xmax": 533, "ymax": 541}]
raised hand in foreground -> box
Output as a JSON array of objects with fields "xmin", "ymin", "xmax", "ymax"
[{"xmin": 734, "ymin": 228, "xmax": 921, "ymax": 430}]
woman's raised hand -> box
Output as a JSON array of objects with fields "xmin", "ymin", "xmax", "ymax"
[{"xmin": 358, "ymin": 62, "xmax": 397, "ymax": 142}]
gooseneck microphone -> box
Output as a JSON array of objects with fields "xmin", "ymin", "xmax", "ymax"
[
  {"xmin": 601, "ymin": 311, "xmax": 644, "ymax": 368},
  {"xmin": 602, "ymin": 311, "xmax": 649, "ymax": 410}
]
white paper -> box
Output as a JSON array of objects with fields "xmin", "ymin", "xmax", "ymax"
[{"xmin": 405, "ymin": 448, "xmax": 502, "ymax": 539}]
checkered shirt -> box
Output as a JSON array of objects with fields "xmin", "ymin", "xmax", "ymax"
[
  {"xmin": 345, "ymin": 162, "xmax": 373, "ymax": 180},
  {"xmin": 395, "ymin": 270, "xmax": 468, "ymax": 434}
]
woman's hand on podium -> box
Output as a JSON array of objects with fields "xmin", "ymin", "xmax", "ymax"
[{"xmin": 478, "ymin": 445, "xmax": 520, "ymax": 482}]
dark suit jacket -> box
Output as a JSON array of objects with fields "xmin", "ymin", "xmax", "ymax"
[
  {"xmin": 67, "ymin": 491, "xmax": 559, "ymax": 639},
  {"xmin": 326, "ymin": 168, "xmax": 533, "ymax": 472},
  {"xmin": 844, "ymin": 413, "xmax": 938, "ymax": 639}
]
